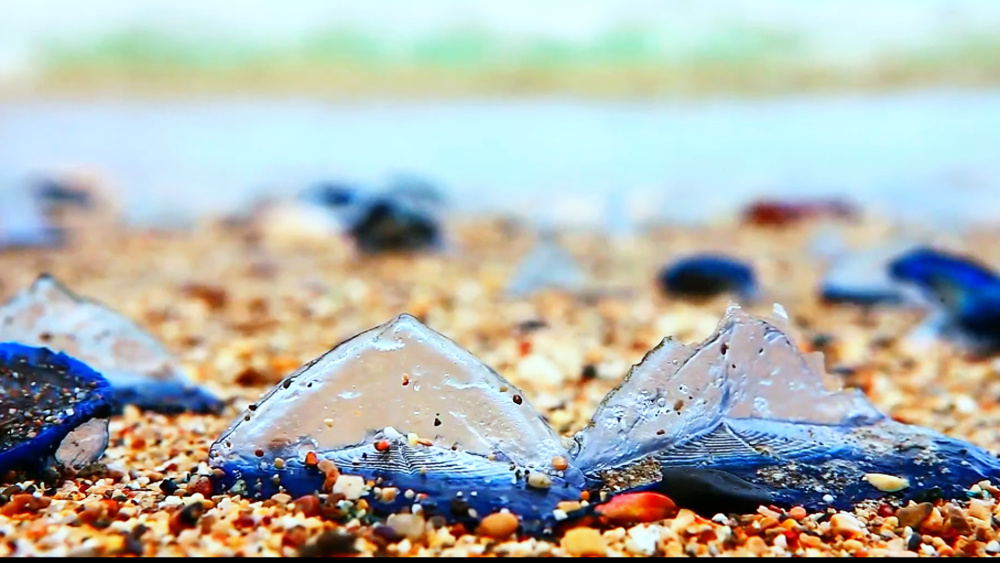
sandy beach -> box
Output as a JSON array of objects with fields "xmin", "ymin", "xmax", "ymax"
[{"xmin": 3, "ymin": 211, "xmax": 1000, "ymax": 556}]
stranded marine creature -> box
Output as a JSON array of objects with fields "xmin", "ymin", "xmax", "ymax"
[
  {"xmin": 210, "ymin": 306, "xmax": 1000, "ymax": 529},
  {"xmin": 889, "ymin": 247, "xmax": 1000, "ymax": 353},
  {"xmin": 658, "ymin": 255, "xmax": 760, "ymax": 302},
  {"xmin": 0, "ymin": 275, "xmax": 222, "ymax": 414},
  {"xmin": 0, "ymin": 343, "xmax": 114, "ymax": 476},
  {"xmin": 301, "ymin": 175, "xmax": 444, "ymax": 254}
]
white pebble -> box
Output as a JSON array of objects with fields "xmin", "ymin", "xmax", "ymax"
[
  {"xmin": 863, "ymin": 473, "xmax": 910, "ymax": 492},
  {"xmin": 526, "ymin": 472, "xmax": 552, "ymax": 489},
  {"xmin": 516, "ymin": 354, "xmax": 563, "ymax": 388},
  {"xmin": 625, "ymin": 526, "xmax": 659, "ymax": 556},
  {"xmin": 332, "ymin": 475, "xmax": 366, "ymax": 500}
]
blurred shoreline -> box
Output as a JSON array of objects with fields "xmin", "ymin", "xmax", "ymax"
[
  {"xmin": 7, "ymin": 47, "xmax": 1000, "ymax": 102},
  {"xmin": 3, "ymin": 9, "xmax": 1000, "ymax": 101},
  {"xmin": 4, "ymin": 90, "xmax": 1000, "ymax": 231}
]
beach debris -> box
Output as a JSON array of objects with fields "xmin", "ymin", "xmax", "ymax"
[
  {"xmin": 209, "ymin": 313, "xmax": 585, "ymax": 524},
  {"xmin": 506, "ymin": 233, "xmax": 588, "ymax": 297},
  {"xmin": 889, "ymin": 247, "xmax": 1000, "ymax": 352},
  {"xmin": 301, "ymin": 175, "xmax": 444, "ymax": 254},
  {"xmin": 0, "ymin": 186, "xmax": 63, "ymax": 250},
  {"xmin": 572, "ymin": 304, "xmax": 1000, "ymax": 512},
  {"xmin": 0, "ymin": 342, "xmax": 114, "ymax": 476},
  {"xmin": 0, "ymin": 274, "xmax": 222, "ymax": 414},
  {"xmin": 31, "ymin": 177, "xmax": 97, "ymax": 211},
  {"xmin": 657, "ymin": 255, "xmax": 759, "ymax": 301},
  {"xmin": 742, "ymin": 197, "xmax": 858, "ymax": 227}
]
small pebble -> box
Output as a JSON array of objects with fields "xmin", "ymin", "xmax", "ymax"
[
  {"xmin": 332, "ymin": 475, "xmax": 366, "ymax": 500},
  {"xmin": 863, "ymin": 473, "xmax": 909, "ymax": 492},
  {"xmin": 560, "ymin": 527, "xmax": 607, "ymax": 557},
  {"xmin": 830, "ymin": 513, "xmax": 864, "ymax": 537},
  {"xmin": 526, "ymin": 472, "xmax": 552, "ymax": 489},
  {"xmin": 386, "ymin": 513, "xmax": 426, "ymax": 542},
  {"xmin": 477, "ymin": 511, "xmax": 519, "ymax": 539},
  {"xmin": 897, "ymin": 502, "xmax": 933, "ymax": 529},
  {"xmin": 595, "ymin": 492, "xmax": 677, "ymax": 525}
]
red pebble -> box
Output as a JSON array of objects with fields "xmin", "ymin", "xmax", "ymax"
[
  {"xmin": 293, "ymin": 495, "xmax": 321, "ymax": 518},
  {"xmin": 594, "ymin": 492, "xmax": 678, "ymax": 525},
  {"xmin": 187, "ymin": 475, "xmax": 215, "ymax": 497},
  {"xmin": 742, "ymin": 199, "xmax": 857, "ymax": 227},
  {"xmin": 1, "ymin": 494, "xmax": 52, "ymax": 517}
]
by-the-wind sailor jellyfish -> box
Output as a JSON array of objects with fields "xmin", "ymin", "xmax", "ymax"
[
  {"xmin": 572, "ymin": 304, "xmax": 1000, "ymax": 514},
  {"xmin": 889, "ymin": 247, "xmax": 1000, "ymax": 353},
  {"xmin": 0, "ymin": 186, "xmax": 64, "ymax": 250},
  {"xmin": 506, "ymin": 233, "xmax": 588, "ymax": 297},
  {"xmin": 0, "ymin": 275, "xmax": 222, "ymax": 414},
  {"xmin": 209, "ymin": 313, "xmax": 585, "ymax": 526},
  {"xmin": 303, "ymin": 177, "xmax": 444, "ymax": 255},
  {"xmin": 0, "ymin": 343, "xmax": 114, "ymax": 476},
  {"xmin": 657, "ymin": 255, "xmax": 760, "ymax": 302}
]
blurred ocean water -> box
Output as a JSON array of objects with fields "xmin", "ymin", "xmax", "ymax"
[{"xmin": 2, "ymin": 90, "xmax": 1000, "ymax": 230}]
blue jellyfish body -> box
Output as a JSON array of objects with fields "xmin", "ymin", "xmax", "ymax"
[
  {"xmin": 890, "ymin": 247, "xmax": 1000, "ymax": 350},
  {"xmin": 658, "ymin": 255, "xmax": 759, "ymax": 301},
  {"xmin": 209, "ymin": 314, "xmax": 582, "ymax": 530},
  {"xmin": 300, "ymin": 177, "xmax": 444, "ymax": 254},
  {"xmin": 0, "ymin": 275, "xmax": 223, "ymax": 415},
  {"xmin": 210, "ymin": 307, "xmax": 1000, "ymax": 530},
  {"xmin": 0, "ymin": 343, "xmax": 115, "ymax": 475},
  {"xmin": 0, "ymin": 187, "xmax": 64, "ymax": 250},
  {"xmin": 572, "ymin": 305, "xmax": 1000, "ymax": 515}
]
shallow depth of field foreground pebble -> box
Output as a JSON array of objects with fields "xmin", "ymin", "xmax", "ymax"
[{"xmin": 3, "ymin": 215, "xmax": 1000, "ymax": 557}]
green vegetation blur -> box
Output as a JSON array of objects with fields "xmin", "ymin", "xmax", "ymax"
[{"xmin": 28, "ymin": 24, "xmax": 1000, "ymax": 98}]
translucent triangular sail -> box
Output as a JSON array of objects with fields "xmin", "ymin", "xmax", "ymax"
[
  {"xmin": 573, "ymin": 304, "xmax": 884, "ymax": 469},
  {"xmin": 211, "ymin": 314, "xmax": 573, "ymax": 472},
  {"xmin": 506, "ymin": 235, "xmax": 587, "ymax": 297},
  {"xmin": 0, "ymin": 275, "xmax": 220, "ymax": 412}
]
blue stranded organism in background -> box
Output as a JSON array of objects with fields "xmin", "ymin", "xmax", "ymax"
[
  {"xmin": 31, "ymin": 177, "xmax": 95, "ymax": 211},
  {"xmin": 209, "ymin": 306, "xmax": 1000, "ymax": 530},
  {"xmin": 300, "ymin": 175, "xmax": 444, "ymax": 255},
  {"xmin": 0, "ymin": 343, "xmax": 114, "ymax": 476},
  {"xmin": 505, "ymin": 232, "xmax": 588, "ymax": 298},
  {"xmin": 0, "ymin": 275, "xmax": 223, "ymax": 414},
  {"xmin": 0, "ymin": 185, "xmax": 64, "ymax": 250},
  {"xmin": 571, "ymin": 305, "xmax": 1000, "ymax": 515},
  {"xmin": 889, "ymin": 247, "xmax": 1000, "ymax": 351},
  {"xmin": 209, "ymin": 314, "xmax": 586, "ymax": 530},
  {"xmin": 657, "ymin": 255, "xmax": 759, "ymax": 301}
]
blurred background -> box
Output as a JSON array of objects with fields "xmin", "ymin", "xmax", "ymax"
[{"xmin": 2, "ymin": 0, "xmax": 1000, "ymax": 231}]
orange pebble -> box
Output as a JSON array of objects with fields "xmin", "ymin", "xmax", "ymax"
[
  {"xmin": 304, "ymin": 451, "xmax": 318, "ymax": 468},
  {"xmin": 789, "ymin": 506, "xmax": 808, "ymax": 520},
  {"xmin": 594, "ymin": 492, "xmax": 678, "ymax": 525}
]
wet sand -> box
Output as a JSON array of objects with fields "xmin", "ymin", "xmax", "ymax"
[{"xmin": 3, "ymin": 214, "xmax": 1000, "ymax": 556}]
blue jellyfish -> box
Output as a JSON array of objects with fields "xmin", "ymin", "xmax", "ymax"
[
  {"xmin": 890, "ymin": 247, "xmax": 1000, "ymax": 352},
  {"xmin": 209, "ymin": 314, "xmax": 585, "ymax": 529},
  {"xmin": 0, "ymin": 275, "xmax": 223, "ymax": 414},
  {"xmin": 1, "ymin": 343, "xmax": 115, "ymax": 476},
  {"xmin": 572, "ymin": 305, "xmax": 1000, "ymax": 514},
  {"xmin": 658, "ymin": 255, "xmax": 760, "ymax": 301}
]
